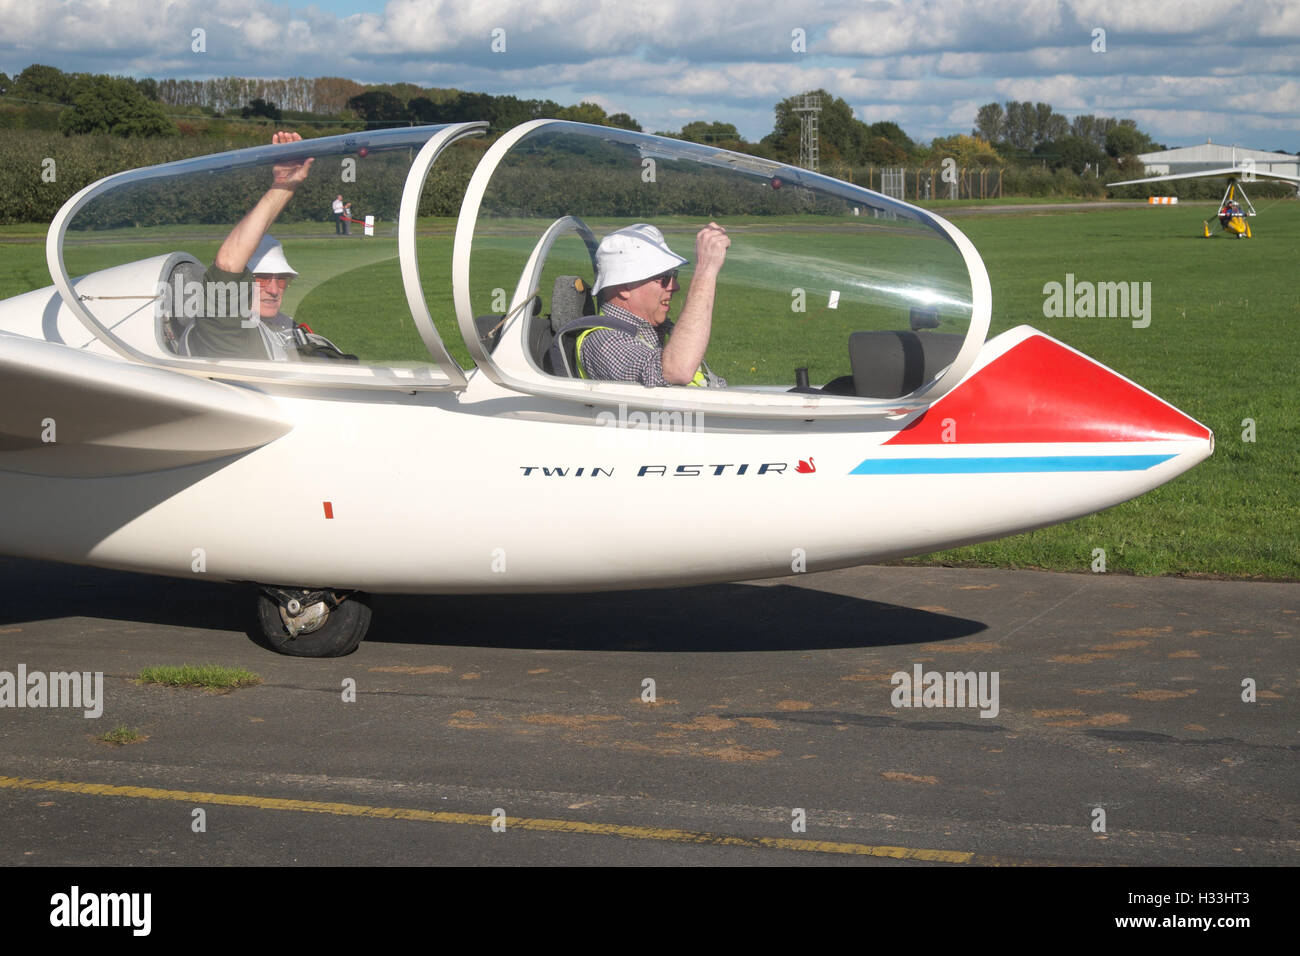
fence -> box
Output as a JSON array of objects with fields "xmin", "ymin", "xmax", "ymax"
[{"xmin": 835, "ymin": 166, "xmax": 1005, "ymax": 201}]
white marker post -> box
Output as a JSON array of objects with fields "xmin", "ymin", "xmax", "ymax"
[
  {"xmin": 828, "ymin": 290, "xmax": 840, "ymax": 309},
  {"xmin": 364, "ymin": 215, "xmax": 375, "ymax": 237}
]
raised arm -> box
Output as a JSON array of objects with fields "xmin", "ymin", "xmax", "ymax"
[
  {"xmin": 213, "ymin": 131, "xmax": 313, "ymax": 274},
  {"xmin": 661, "ymin": 222, "xmax": 729, "ymax": 385}
]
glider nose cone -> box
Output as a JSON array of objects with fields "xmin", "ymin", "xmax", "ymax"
[{"xmin": 889, "ymin": 331, "xmax": 1213, "ymax": 448}]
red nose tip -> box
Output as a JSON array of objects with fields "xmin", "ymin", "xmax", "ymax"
[{"xmin": 887, "ymin": 333, "xmax": 1212, "ymax": 445}]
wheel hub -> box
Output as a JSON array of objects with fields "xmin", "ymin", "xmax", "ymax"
[{"xmin": 279, "ymin": 599, "xmax": 329, "ymax": 637}]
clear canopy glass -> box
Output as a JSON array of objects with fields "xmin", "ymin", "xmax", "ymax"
[
  {"xmin": 457, "ymin": 121, "xmax": 988, "ymax": 409},
  {"xmin": 49, "ymin": 120, "xmax": 988, "ymax": 409},
  {"xmin": 53, "ymin": 125, "xmax": 478, "ymax": 387}
]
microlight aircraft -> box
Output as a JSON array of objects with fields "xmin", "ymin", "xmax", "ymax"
[
  {"xmin": 0, "ymin": 122, "xmax": 1213, "ymax": 656},
  {"xmin": 1111, "ymin": 166, "xmax": 1300, "ymax": 238}
]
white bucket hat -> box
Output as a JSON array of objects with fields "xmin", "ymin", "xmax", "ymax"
[
  {"xmin": 593, "ymin": 223, "xmax": 688, "ymax": 296},
  {"xmin": 248, "ymin": 235, "xmax": 298, "ymax": 276}
]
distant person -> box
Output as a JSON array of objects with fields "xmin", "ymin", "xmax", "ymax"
[
  {"xmin": 342, "ymin": 201, "xmax": 352, "ymax": 235},
  {"xmin": 1218, "ymin": 199, "xmax": 1237, "ymax": 232},
  {"xmin": 332, "ymin": 194, "xmax": 345, "ymax": 234},
  {"xmin": 571, "ymin": 222, "xmax": 729, "ymax": 387}
]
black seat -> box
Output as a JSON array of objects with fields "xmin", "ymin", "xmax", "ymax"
[{"xmin": 848, "ymin": 330, "xmax": 964, "ymax": 398}]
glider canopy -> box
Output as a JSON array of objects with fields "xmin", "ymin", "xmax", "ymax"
[{"xmin": 48, "ymin": 121, "xmax": 991, "ymax": 416}]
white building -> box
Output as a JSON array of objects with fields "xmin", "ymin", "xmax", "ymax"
[{"xmin": 1138, "ymin": 141, "xmax": 1300, "ymax": 178}]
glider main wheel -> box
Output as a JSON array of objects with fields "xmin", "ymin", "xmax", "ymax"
[{"xmin": 255, "ymin": 587, "xmax": 372, "ymax": 658}]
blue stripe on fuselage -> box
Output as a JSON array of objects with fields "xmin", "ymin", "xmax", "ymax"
[{"xmin": 849, "ymin": 454, "xmax": 1176, "ymax": 475}]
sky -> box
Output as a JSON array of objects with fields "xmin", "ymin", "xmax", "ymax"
[{"xmin": 3, "ymin": 0, "xmax": 1298, "ymax": 151}]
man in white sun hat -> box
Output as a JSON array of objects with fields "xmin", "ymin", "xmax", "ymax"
[
  {"xmin": 186, "ymin": 130, "xmax": 317, "ymax": 360},
  {"xmin": 241, "ymin": 235, "xmax": 299, "ymax": 355},
  {"xmin": 576, "ymin": 221, "xmax": 730, "ymax": 387}
]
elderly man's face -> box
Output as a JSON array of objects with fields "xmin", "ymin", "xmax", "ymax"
[
  {"xmin": 620, "ymin": 270, "xmax": 680, "ymax": 326},
  {"xmin": 253, "ymin": 274, "xmax": 292, "ymax": 318}
]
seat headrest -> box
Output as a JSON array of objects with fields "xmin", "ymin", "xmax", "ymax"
[{"xmin": 550, "ymin": 275, "xmax": 595, "ymax": 335}]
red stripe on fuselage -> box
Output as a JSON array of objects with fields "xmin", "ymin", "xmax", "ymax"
[{"xmin": 887, "ymin": 334, "xmax": 1211, "ymax": 445}]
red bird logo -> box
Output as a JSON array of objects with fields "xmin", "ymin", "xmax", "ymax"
[{"xmin": 796, "ymin": 457, "xmax": 816, "ymax": 474}]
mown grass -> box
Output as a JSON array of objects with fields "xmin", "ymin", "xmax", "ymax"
[
  {"xmin": 137, "ymin": 664, "xmax": 262, "ymax": 690},
  {"xmin": 901, "ymin": 201, "xmax": 1300, "ymax": 578},
  {"xmin": 4, "ymin": 201, "xmax": 1297, "ymax": 578}
]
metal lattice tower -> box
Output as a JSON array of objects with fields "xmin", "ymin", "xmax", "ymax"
[{"xmin": 793, "ymin": 93, "xmax": 822, "ymax": 171}]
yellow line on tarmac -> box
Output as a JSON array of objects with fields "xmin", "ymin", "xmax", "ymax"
[{"xmin": 0, "ymin": 774, "xmax": 984, "ymax": 863}]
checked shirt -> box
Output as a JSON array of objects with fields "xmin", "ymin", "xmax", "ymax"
[{"xmin": 578, "ymin": 302, "xmax": 725, "ymax": 388}]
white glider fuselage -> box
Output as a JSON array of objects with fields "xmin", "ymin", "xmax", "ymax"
[
  {"xmin": 0, "ymin": 322, "xmax": 1211, "ymax": 593},
  {"xmin": 0, "ymin": 121, "xmax": 1213, "ymax": 598}
]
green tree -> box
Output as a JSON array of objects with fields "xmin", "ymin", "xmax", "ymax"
[
  {"xmin": 371, "ymin": 82, "xmax": 427, "ymax": 104},
  {"xmin": 312, "ymin": 76, "xmax": 367, "ymax": 113},
  {"xmin": 241, "ymin": 97, "xmax": 281, "ymax": 122},
  {"xmin": 58, "ymin": 75, "xmax": 176, "ymax": 137},
  {"xmin": 557, "ymin": 101, "xmax": 608, "ymax": 125},
  {"xmin": 930, "ymin": 133, "xmax": 1002, "ymax": 167},
  {"xmin": 1042, "ymin": 135, "xmax": 1106, "ymax": 174},
  {"xmin": 867, "ymin": 121, "xmax": 914, "ymax": 152},
  {"xmin": 406, "ymin": 96, "xmax": 440, "ymax": 124},
  {"xmin": 764, "ymin": 90, "xmax": 864, "ymax": 165},
  {"xmin": 488, "ymin": 94, "xmax": 536, "ymax": 128},
  {"xmin": 346, "ymin": 90, "xmax": 408, "ymax": 124},
  {"xmin": 495, "ymin": 95, "xmax": 565, "ymax": 126},
  {"xmin": 1002, "ymin": 101, "xmax": 1035, "ymax": 150},
  {"xmin": 973, "ymin": 102, "xmax": 1005, "ymax": 142},
  {"xmin": 14, "ymin": 64, "xmax": 71, "ymax": 103},
  {"xmin": 0, "ymin": 72, "xmax": 12, "ymax": 95},
  {"xmin": 680, "ymin": 120, "xmax": 741, "ymax": 143},
  {"xmin": 1032, "ymin": 103, "xmax": 1066, "ymax": 143},
  {"xmin": 994, "ymin": 101, "xmax": 1076, "ymax": 152},
  {"xmin": 1104, "ymin": 121, "xmax": 1152, "ymax": 158},
  {"xmin": 861, "ymin": 137, "xmax": 908, "ymax": 165},
  {"xmin": 1070, "ymin": 114, "xmax": 1115, "ymax": 148},
  {"xmin": 440, "ymin": 91, "xmax": 502, "ymax": 124},
  {"xmin": 607, "ymin": 112, "xmax": 641, "ymax": 131}
]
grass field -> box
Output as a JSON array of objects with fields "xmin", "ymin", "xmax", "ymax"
[
  {"xmin": 3, "ymin": 199, "xmax": 1297, "ymax": 579},
  {"xmin": 910, "ymin": 201, "xmax": 1299, "ymax": 579}
]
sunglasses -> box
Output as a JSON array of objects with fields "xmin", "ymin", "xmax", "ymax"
[
  {"xmin": 651, "ymin": 270, "xmax": 679, "ymax": 288},
  {"xmin": 253, "ymin": 275, "xmax": 293, "ymax": 288}
]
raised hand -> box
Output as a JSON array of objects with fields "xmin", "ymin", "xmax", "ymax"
[
  {"xmin": 270, "ymin": 130, "xmax": 313, "ymax": 188},
  {"xmin": 695, "ymin": 221, "xmax": 730, "ymax": 276}
]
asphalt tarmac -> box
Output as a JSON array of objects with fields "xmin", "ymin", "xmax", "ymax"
[{"xmin": 0, "ymin": 555, "xmax": 1294, "ymax": 867}]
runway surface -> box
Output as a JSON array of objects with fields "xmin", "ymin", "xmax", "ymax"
[{"xmin": 0, "ymin": 556, "xmax": 1295, "ymax": 866}]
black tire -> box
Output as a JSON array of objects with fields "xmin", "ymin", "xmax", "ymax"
[{"xmin": 255, "ymin": 590, "xmax": 372, "ymax": 658}]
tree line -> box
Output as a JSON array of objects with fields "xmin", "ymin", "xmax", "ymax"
[
  {"xmin": 8, "ymin": 62, "xmax": 1293, "ymax": 219},
  {"xmin": 3, "ymin": 64, "xmax": 1173, "ymax": 174},
  {"xmin": 971, "ymin": 100, "xmax": 1160, "ymax": 173}
]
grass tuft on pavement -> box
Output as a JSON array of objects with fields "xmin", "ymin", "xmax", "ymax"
[{"xmin": 138, "ymin": 664, "xmax": 262, "ymax": 690}]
